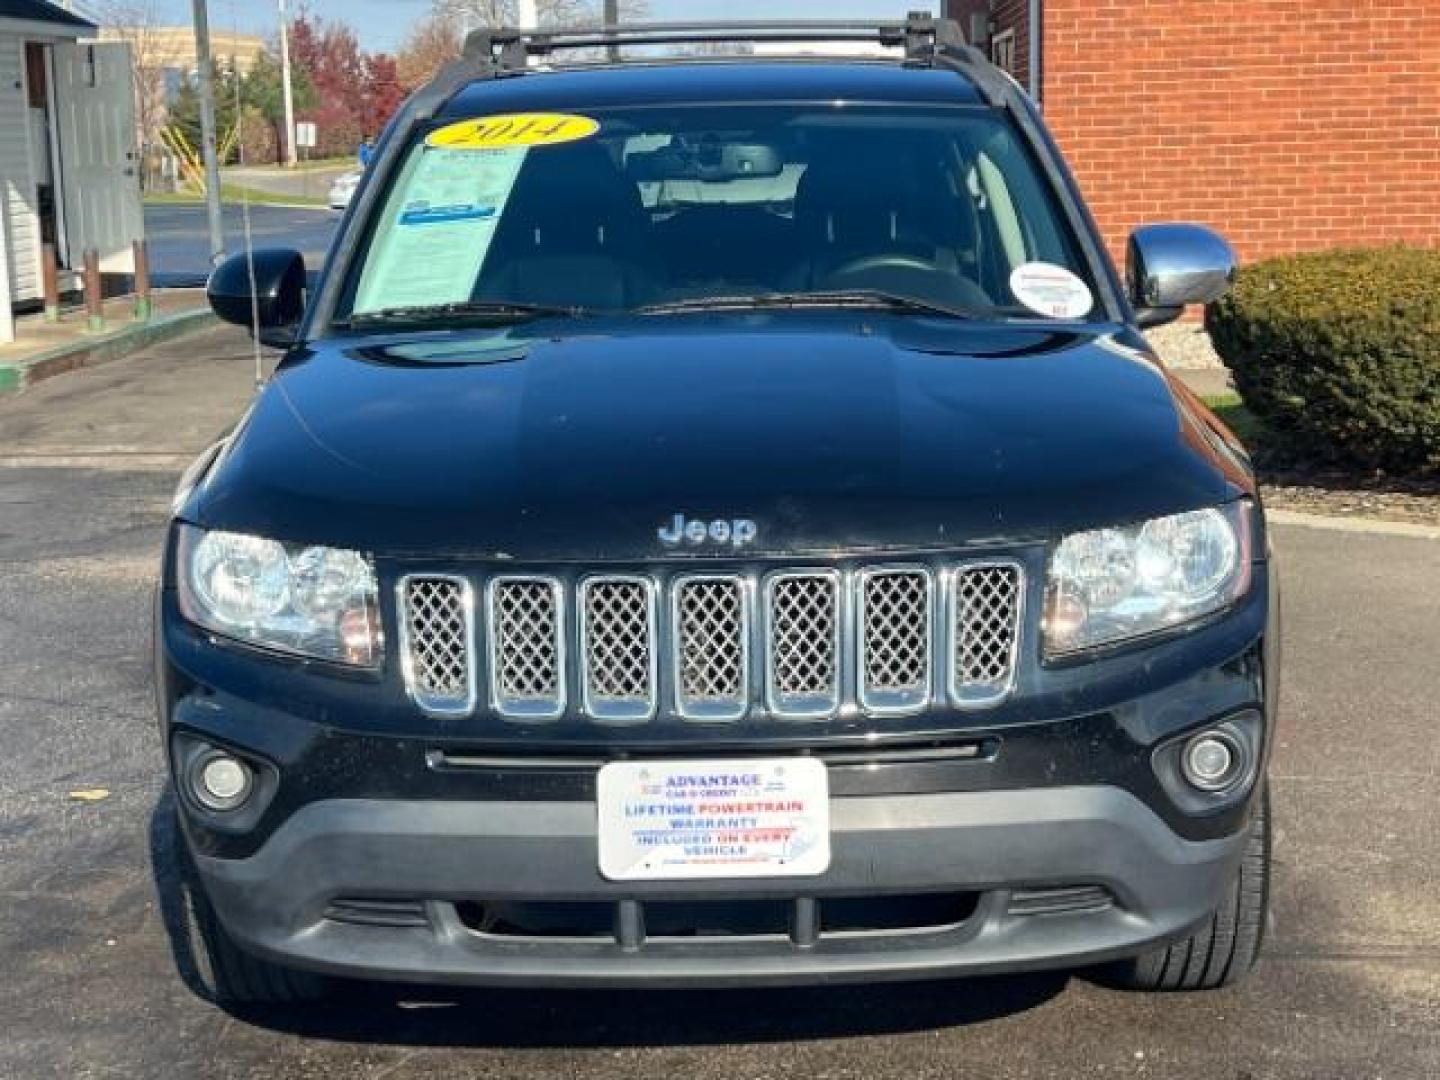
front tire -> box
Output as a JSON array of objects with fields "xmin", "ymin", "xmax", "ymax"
[
  {"xmin": 172, "ymin": 815, "xmax": 330, "ymax": 1006},
  {"xmin": 1112, "ymin": 786, "xmax": 1271, "ymax": 992}
]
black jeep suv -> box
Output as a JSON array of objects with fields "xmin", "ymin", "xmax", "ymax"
[{"xmin": 160, "ymin": 17, "xmax": 1275, "ymax": 1004}]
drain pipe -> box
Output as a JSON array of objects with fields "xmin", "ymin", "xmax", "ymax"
[{"xmin": 1028, "ymin": 0, "xmax": 1042, "ymax": 103}]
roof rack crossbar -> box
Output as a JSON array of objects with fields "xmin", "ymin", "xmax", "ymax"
[{"xmin": 465, "ymin": 13, "xmax": 967, "ymax": 72}]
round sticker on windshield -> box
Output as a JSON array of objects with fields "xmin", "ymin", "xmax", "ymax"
[
  {"xmin": 1009, "ymin": 262, "xmax": 1094, "ymax": 319},
  {"xmin": 427, "ymin": 113, "xmax": 600, "ymax": 151}
]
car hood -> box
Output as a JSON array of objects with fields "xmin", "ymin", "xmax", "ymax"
[{"xmin": 189, "ymin": 313, "xmax": 1250, "ymax": 560}]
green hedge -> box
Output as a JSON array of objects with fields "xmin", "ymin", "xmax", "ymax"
[{"xmin": 1205, "ymin": 247, "xmax": 1440, "ymax": 474}]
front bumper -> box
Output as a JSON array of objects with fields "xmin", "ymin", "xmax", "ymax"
[
  {"xmin": 192, "ymin": 785, "xmax": 1247, "ymax": 988},
  {"xmin": 160, "ymin": 543, "xmax": 1277, "ymax": 987}
]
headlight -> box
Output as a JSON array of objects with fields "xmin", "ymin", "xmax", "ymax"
[
  {"xmin": 176, "ymin": 525, "xmax": 383, "ymax": 667},
  {"xmin": 1043, "ymin": 503, "xmax": 1252, "ymax": 657}
]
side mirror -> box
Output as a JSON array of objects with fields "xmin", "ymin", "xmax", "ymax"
[
  {"xmin": 1126, "ymin": 224, "xmax": 1237, "ymax": 329},
  {"xmin": 207, "ymin": 249, "xmax": 307, "ymax": 348}
]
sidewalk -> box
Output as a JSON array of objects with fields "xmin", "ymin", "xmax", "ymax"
[
  {"xmin": 223, "ymin": 160, "xmax": 355, "ymax": 203},
  {"xmin": 1175, "ymin": 366, "xmax": 1234, "ymax": 399},
  {"xmin": 0, "ymin": 290, "xmax": 214, "ymax": 394}
]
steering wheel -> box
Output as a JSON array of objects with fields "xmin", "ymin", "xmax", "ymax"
[{"xmin": 823, "ymin": 252, "xmax": 942, "ymax": 281}]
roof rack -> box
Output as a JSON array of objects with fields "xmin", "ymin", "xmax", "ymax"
[{"xmin": 463, "ymin": 13, "xmax": 969, "ymax": 72}]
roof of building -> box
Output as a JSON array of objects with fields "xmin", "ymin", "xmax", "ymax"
[
  {"xmin": 440, "ymin": 61, "xmax": 984, "ymax": 119},
  {"xmin": 0, "ymin": 0, "xmax": 97, "ymax": 30}
]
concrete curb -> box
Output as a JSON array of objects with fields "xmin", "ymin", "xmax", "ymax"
[
  {"xmin": 0, "ymin": 307, "xmax": 218, "ymax": 394},
  {"xmin": 144, "ymin": 199, "xmax": 335, "ymax": 213},
  {"xmin": 1268, "ymin": 508, "xmax": 1440, "ymax": 541},
  {"xmin": 240, "ymin": 201, "xmax": 338, "ymax": 212}
]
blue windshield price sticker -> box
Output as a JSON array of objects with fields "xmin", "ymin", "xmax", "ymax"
[
  {"xmin": 352, "ymin": 147, "xmax": 528, "ymax": 313},
  {"xmin": 398, "ymin": 204, "xmax": 497, "ymax": 227}
]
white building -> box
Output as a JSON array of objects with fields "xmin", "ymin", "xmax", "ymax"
[{"xmin": 1, "ymin": 0, "xmax": 143, "ymax": 342}]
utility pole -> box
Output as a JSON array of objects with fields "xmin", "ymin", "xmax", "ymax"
[
  {"xmin": 278, "ymin": 0, "xmax": 298, "ymax": 168},
  {"xmin": 190, "ymin": 0, "xmax": 225, "ymax": 267},
  {"xmin": 604, "ymin": 0, "xmax": 619, "ymax": 60}
]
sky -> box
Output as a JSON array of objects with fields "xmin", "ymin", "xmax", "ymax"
[{"xmin": 130, "ymin": 1, "xmax": 939, "ymax": 55}]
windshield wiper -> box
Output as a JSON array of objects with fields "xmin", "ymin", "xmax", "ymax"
[
  {"xmin": 635, "ymin": 290, "xmax": 981, "ymax": 320},
  {"xmin": 339, "ymin": 300, "xmax": 587, "ymax": 329}
]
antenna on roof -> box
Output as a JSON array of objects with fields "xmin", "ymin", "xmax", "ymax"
[{"xmin": 224, "ymin": 0, "xmax": 266, "ymax": 391}]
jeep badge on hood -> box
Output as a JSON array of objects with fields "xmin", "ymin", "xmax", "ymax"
[{"xmin": 658, "ymin": 514, "xmax": 758, "ymax": 548}]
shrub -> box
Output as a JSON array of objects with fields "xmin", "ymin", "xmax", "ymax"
[
  {"xmin": 1205, "ymin": 247, "xmax": 1440, "ymax": 474},
  {"xmin": 236, "ymin": 106, "xmax": 279, "ymax": 167},
  {"xmin": 299, "ymin": 104, "xmax": 363, "ymax": 161}
]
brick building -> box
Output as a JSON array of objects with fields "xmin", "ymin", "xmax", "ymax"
[{"xmin": 943, "ymin": 0, "xmax": 1440, "ymax": 267}]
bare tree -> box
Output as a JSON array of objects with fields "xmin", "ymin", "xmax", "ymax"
[
  {"xmin": 399, "ymin": 0, "xmax": 655, "ymax": 91},
  {"xmin": 396, "ymin": 14, "xmax": 465, "ymax": 92},
  {"xmin": 675, "ymin": 41, "xmax": 757, "ymax": 57},
  {"xmin": 432, "ymin": 0, "xmax": 648, "ymax": 31}
]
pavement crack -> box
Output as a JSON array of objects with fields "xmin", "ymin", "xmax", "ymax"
[{"xmin": 369, "ymin": 1050, "xmax": 431, "ymax": 1079}]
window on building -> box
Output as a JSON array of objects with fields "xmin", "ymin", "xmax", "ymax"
[{"xmin": 991, "ymin": 29, "xmax": 1016, "ymax": 74}]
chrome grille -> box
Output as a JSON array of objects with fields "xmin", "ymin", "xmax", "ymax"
[
  {"xmin": 766, "ymin": 572, "xmax": 841, "ymax": 717},
  {"xmin": 398, "ymin": 561, "xmax": 1024, "ymax": 722},
  {"xmin": 951, "ymin": 563, "xmax": 1024, "ymax": 706},
  {"xmin": 399, "ymin": 576, "xmax": 474, "ymax": 716},
  {"xmin": 488, "ymin": 577, "xmax": 564, "ymax": 719},
  {"xmin": 581, "ymin": 577, "xmax": 657, "ymax": 721},
  {"xmin": 674, "ymin": 576, "xmax": 748, "ymax": 720},
  {"xmin": 860, "ymin": 568, "xmax": 933, "ymax": 714}
]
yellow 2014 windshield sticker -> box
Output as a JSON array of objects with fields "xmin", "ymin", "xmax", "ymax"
[{"xmin": 427, "ymin": 112, "xmax": 600, "ymax": 150}]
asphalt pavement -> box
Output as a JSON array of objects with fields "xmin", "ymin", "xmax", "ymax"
[
  {"xmin": 0, "ymin": 324, "xmax": 1436, "ymax": 1079},
  {"xmin": 144, "ymin": 203, "xmax": 341, "ymax": 288}
]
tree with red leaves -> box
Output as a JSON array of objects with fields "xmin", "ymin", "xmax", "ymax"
[
  {"xmin": 360, "ymin": 53, "xmax": 407, "ymax": 139},
  {"xmin": 288, "ymin": 14, "xmax": 373, "ymax": 157}
]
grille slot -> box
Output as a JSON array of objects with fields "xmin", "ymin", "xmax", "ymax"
[
  {"xmin": 673, "ymin": 575, "xmax": 749, "ymax": 721},
  {"xmin": 951, "ymin": 563, "xmax": 1024, "ymax": 706},
  {"xmin": 859, "ymin": 568, "xmax": 934, "ymax": 715},
  {"xmin": 324, "ymin": 897, "xmax": 430, "ymax": 928},
  {"xmin": 399, "ymin": 576, "xmax": 475, "ymax": 716},
  {"xmin": 487, "ymin": 577, "xmax": 565, "ymax": 720},
  {"xmin": 765, "ymin": 571, "xmax": 842, "ymax": 717},
  {"xmin": 581, "ymin": 576, "xmax": 658, "ymax": 721},
  {"xmin": 1008, "ymin": 885, "xmax": 1114, "ymax": 917}
]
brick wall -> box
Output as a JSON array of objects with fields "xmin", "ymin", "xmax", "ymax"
[{"xmin": 1040, "ymin": 0, "xmax": 1440, "ymax": 269}]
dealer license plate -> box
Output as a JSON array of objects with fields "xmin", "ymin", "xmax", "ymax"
[{"xmin": 596, "ymin": 758, "xmax": 831, "ymax": 882}]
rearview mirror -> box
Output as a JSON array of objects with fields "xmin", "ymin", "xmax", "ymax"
[
  {"xmin": 207, "ymin": 249, "xmax": 307, "ymax": 348},
  {"xmin": 627, "ymin": 142, "xmax": 784, "ymax": 184},
  {"xmin": 1126, "ymin": 224, "xmax": 1236, "ymax": 329}
]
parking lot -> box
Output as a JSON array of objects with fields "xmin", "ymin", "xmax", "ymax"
[
  {"xmin": 144, "ymin": 204, "xmax": 339, "ymax": 288},
  {"xmin": 0, "ymin": 323, "xmax": 1436, "ymax": 1079}
]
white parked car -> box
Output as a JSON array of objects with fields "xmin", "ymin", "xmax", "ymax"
[{"xmin": 328, "ymin": 169, "xmax": 363, "ymax": 210}]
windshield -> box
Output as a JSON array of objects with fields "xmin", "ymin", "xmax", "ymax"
[{"xmin": 342, "ymin": 103, "xmax": 1099, "ymax": 324}]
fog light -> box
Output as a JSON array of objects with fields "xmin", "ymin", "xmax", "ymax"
[
  {"xmin": 193, "ymin": 751, "xmax": 252, "ymax": 811},
  {"xmin": 1182, "ymin": 731, "xmax": 1243, "ymax": 792}
]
